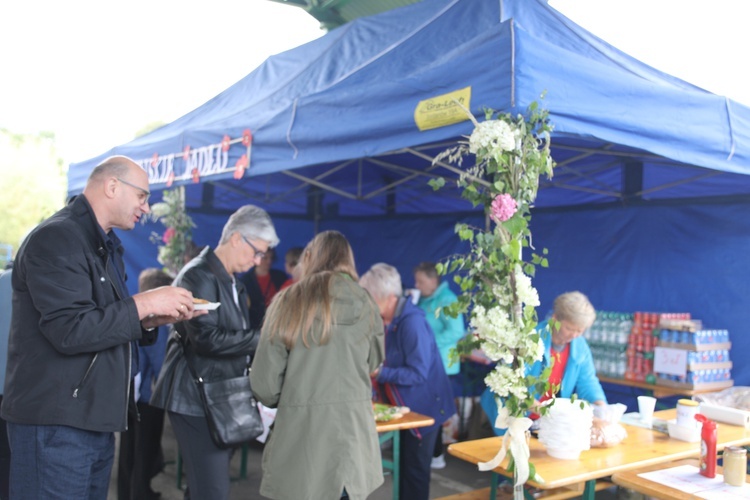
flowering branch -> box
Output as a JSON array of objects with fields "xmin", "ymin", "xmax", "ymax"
[
  {"xmin": 145, "ymin": 186, "xmax": 195, "ymax": 277},
  {"xmin": 431, "ymin": 100, "xmax": 556, "ymax": 484}
]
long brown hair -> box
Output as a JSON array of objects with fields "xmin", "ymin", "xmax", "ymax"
[{"xmin": 263, "ymin": 231, "xmax": 358, "ymax": 349}]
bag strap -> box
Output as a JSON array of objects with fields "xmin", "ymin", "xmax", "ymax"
[
  {"xmin": 176, "ymin": 330, "xmax": 253, "ymax": 384},
  {"xmin": 175, "ymin": 331, "xmax": 204, "ymax": 387}
]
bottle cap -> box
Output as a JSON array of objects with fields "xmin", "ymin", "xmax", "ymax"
[
  {"xmin": 678, "ymin": 399, "xmax": 699, "ymax": 407},
  {"xmin": 695, "ymin": 413, "xmax": 716, "ymax": 430}
]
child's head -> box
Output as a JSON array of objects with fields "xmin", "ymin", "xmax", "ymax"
[
  {"xmin": 285, "ymin": 247, "xmax": 304, "ymax": 275},
  {"xmin": 138, "ymin": 268, "xmax": 173, "ymax": 293}
]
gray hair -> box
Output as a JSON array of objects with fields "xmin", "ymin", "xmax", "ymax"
[
  {"xmin": 553, "ymin": 291, "xmax": 596, "ymax": 329},
  {"xmin": 219, "ymin": 205, "xmax": 279, "ymax": 247},
  {"xmin": 359, "ymin": 262, "xmax": 402, "ymax": 300}
]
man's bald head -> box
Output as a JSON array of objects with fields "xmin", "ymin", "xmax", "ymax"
[
  {"xmin": 85, "ymin": 156, "xmax": 142, "ymax": 188},
  {"xmin": 82, "ymin": 156, "xmax": 151, "ymax": 232}
]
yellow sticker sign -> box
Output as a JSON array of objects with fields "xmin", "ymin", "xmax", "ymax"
[{"xmin": 414, "ymin": 87, "xmax": 472, "ymax": 131}]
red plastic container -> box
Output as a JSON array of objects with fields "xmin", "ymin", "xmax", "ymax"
[{"xmin": 695, "ymin": 414, "xmax": 717, "ymax": 478}]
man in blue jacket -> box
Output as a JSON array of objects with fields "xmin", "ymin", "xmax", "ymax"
[
  {"xmin": 360, "ymin": 263, "xmax": 455, "ymax": 500},
  {"xmin": 2, "ymin": 156, "xmax": 205, "ymax": 498}
]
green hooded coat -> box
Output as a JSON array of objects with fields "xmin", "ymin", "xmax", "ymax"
[{"xmin": 251, "ymin": 273, "xmax": 385, "ymax": 500}]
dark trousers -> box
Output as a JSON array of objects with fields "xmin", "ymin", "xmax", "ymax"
[
  {"xmin": 169, "ymin": 411, "xmax": 233, "ymax": 500},
  {"xmin": 433, "ymin": 426, "xmax": 444, "ymax": 458},
  {"xmin": 400, "ymin": 427, "xmax": 439, "ymax": 500},
  {"xmin": 118, "ymin": 402, "xmax": 166, "ymax": 500},
  {"xmin": 0, "ymin": 396, "xmax": 10, "ymax": 500},
  {"xmin": 7, "ymin": 422, "xmax": 114, "ymax": 499}
]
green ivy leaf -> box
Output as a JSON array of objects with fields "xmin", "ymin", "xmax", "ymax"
[
  {"xmin": 459, "ymin": 227, "xmax": 474, "ymax": 241},
  {"xmin": 428, "ymin": 177, "xmax": 446, "ymax": 191}
]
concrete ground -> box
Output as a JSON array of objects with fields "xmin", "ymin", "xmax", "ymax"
[
  {"xmin": 109, "ymin": 419, "xmax": 495, "ymax": 499},
  {"xmin": 107, "ymin": 409, "xmax": 624, "ymax": 499}
]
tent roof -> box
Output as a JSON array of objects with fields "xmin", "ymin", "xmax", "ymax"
[{"xmin": 67, "ymin": 0, "xmax": 750, "ymax": 217}]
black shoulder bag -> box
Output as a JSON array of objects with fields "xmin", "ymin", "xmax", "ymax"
[{"xmin": 178, "ymin": 335, "xmax": 264, "ymax": 449}]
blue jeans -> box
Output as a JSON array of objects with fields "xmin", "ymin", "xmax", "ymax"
[{"xmin": 7, "ymin": 423, "xmax": 114, "ymax": 500}]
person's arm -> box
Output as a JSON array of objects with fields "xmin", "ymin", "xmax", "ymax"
[
  {"xmin": 250, "ymin": 325, "xmax": 288, "ymax": 409},
  {"xmin": 366, "ymin": 297, "xmax": 385, "ymax": 373},
  {"xmin": 178, "ymin": 269, "xmax": 258, "ymax": 357},
  {"xmin": 23, "ymin": 229, "xmax": 144, "ymax": 354},
  {"xmin": 574, "ymin": 339, "xmax": 607, "ymax": 404},
  {"xmin": 376, "ymin": 315, "xmax": 431, "ymax": 386}
]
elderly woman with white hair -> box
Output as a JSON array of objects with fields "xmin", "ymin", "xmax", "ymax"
[
  {"xmin": 360, "ymin": 263, "xmax": 455, "ymax": 500},
  {"xmin": 151, "ymin": 205, "xmax": 279, "ymax": 500},
  {"xmin": 532, "ymin": 291, "xmax": 606, "ymax": 406}
]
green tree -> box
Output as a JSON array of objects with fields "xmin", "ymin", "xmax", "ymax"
[
  {"xmin": 134, "ymin": 121, "xmax": 166, "ymax": 138},
  {"xmin": 0, "ymin": 128, "xmax": 67, "ymax": 264}
]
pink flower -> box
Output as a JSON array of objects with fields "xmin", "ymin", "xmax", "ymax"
[
  {"xmin": 490, "ymin": 194, "xmax": 518, "ymax": 223},
  {"xmin": 162, "ymin": 227, "xmax": 176, "ymax": 244}
]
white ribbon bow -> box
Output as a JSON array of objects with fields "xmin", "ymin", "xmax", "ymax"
[{"xmin": 478, "ymin": 404, "xmax": 533, "ymax": 486}]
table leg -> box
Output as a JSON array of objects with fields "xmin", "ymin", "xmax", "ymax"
[
  {"xmin": 378, "ymin": 431, "xmax": 399, "ymax": 500},
  {"xmin": 490, "ymin": 472, "xmax": 498, "ymax": 500},
  {"xmin": 392, "ymin": 431, "xmax": 400, "ymax": 500},
  {"xmin": 239, "ymin": 444, "xmax": 248, "ymax": 479},
  {"xmin": 582, "ymin": 479, "xmax": 596, "ymax": 500},
  {"xmin": 176, "ymin": 452, "xmax": 183, "ymax": 489}
]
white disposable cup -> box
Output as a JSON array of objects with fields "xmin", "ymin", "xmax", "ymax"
[{"xmin": 638, "ymin": 396, "xmax": 657, "ymax": 423}]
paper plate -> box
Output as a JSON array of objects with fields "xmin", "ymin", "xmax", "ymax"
[{"xmin": 194, "ymin": 302, "xmax": 220, "ymax": 311}]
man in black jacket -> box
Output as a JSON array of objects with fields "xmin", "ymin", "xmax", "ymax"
[{"xmin": 1, "ymin": 156, "xmax": 205, "ymax": 499}]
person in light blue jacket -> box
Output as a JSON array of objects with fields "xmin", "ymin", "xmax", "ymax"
[
  {"xmin": 481, "ymin": 291, "xmax": 606, "ymax": 434},
  {"xmin": 413, "ymin": 262, "xmax": 465, "ymax": 468},
  {"xmin": 414, "ymin": 262, "xmax": 465, "ymax": 376}
]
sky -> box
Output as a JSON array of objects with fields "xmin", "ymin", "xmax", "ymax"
[
  {"xmin": 1, "ymin": 0, "xmax": 749, "ymax": 165},
  {"xmin": 0, "ymin": 1, "xmax": 323, "ymax": 163}
]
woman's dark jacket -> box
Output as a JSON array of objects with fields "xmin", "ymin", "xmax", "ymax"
[
  {"xmin": 150, "ymin": 246, "xmax": 259, "ymax": 416},
  {"xmin": 1, "ymin": 195, "xmax": 153, "ymax": 432}
]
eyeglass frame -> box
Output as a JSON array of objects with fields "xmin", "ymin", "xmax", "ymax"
[
  {"xmin": 240, "ymin": 234, "xmax": 266, "ymax": 260},
  {"xmin": 116, "ymin": 177, "xmax": 151, "ymax": 204}
]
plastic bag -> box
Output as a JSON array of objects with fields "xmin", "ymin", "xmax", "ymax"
[
  {"xmin": 590, "ymin": 403, "xmax": 628, "ymax": 448},
  {"xmin": 695, "ymin": 386, "xmax": 750, "ymax": 410}
]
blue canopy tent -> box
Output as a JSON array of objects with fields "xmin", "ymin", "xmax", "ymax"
[{"xmin": 68, "ymin": 0, "xmax": 750, "ymax": 394}]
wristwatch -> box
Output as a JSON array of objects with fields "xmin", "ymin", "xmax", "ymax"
[{"xmin": 143, "ymin": 314, "xmax": 156, "ymax": 332}]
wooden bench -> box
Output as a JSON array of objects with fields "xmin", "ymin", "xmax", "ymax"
[{"xmin": 435, "ymin": 480, "xmax": 614, "ymax": 500}]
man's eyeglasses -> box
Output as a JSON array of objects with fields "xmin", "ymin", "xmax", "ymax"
[
  {"xmin": 241, "ymin": 235, "xmax": 266, "ymax": 260},
  {"xmin": 117, "ymin": 177, "xmax": 151, "ymax": 204}
]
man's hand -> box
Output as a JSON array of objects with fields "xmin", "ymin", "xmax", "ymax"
[{"xmin": 133, "ymin": 286, "xmax": 209, "ymax": 328}]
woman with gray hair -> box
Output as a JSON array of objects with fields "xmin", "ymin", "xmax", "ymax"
[
  {"xmin": 360, "ymin": 263, "xmax": 455, "ymax": 500},
  {"xmin": 151, "ymin": 205, "xmax": 279, "ymax": 499}
]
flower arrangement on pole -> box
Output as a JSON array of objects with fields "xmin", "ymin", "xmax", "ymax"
[
  {"xmin": 146, "ymin": 186, "xmax": 195, "ymax": 277},
  {"xmin": 430, "ymin": 100, "xmax": 556, "ymax": 487}
]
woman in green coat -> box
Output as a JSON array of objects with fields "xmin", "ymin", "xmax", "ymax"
[{"xmin": 251, "ymin": 231, "xmax": 385, "ymax": 500}]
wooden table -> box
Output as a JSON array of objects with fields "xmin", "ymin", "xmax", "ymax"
[
  {"xmin": 376, "ymin": 410, "xmax": 435, "ymax": 500},
  {"xmin": 448, "ymin": 408, "xmax": 750, "ymax": 500},
  {"xmin": 598, "ymin": 375, "xmax": 733, "ymax": 399},
  {"xmin": 612, "ymin": 458, "xmax": 750, "ymax": 499}
]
